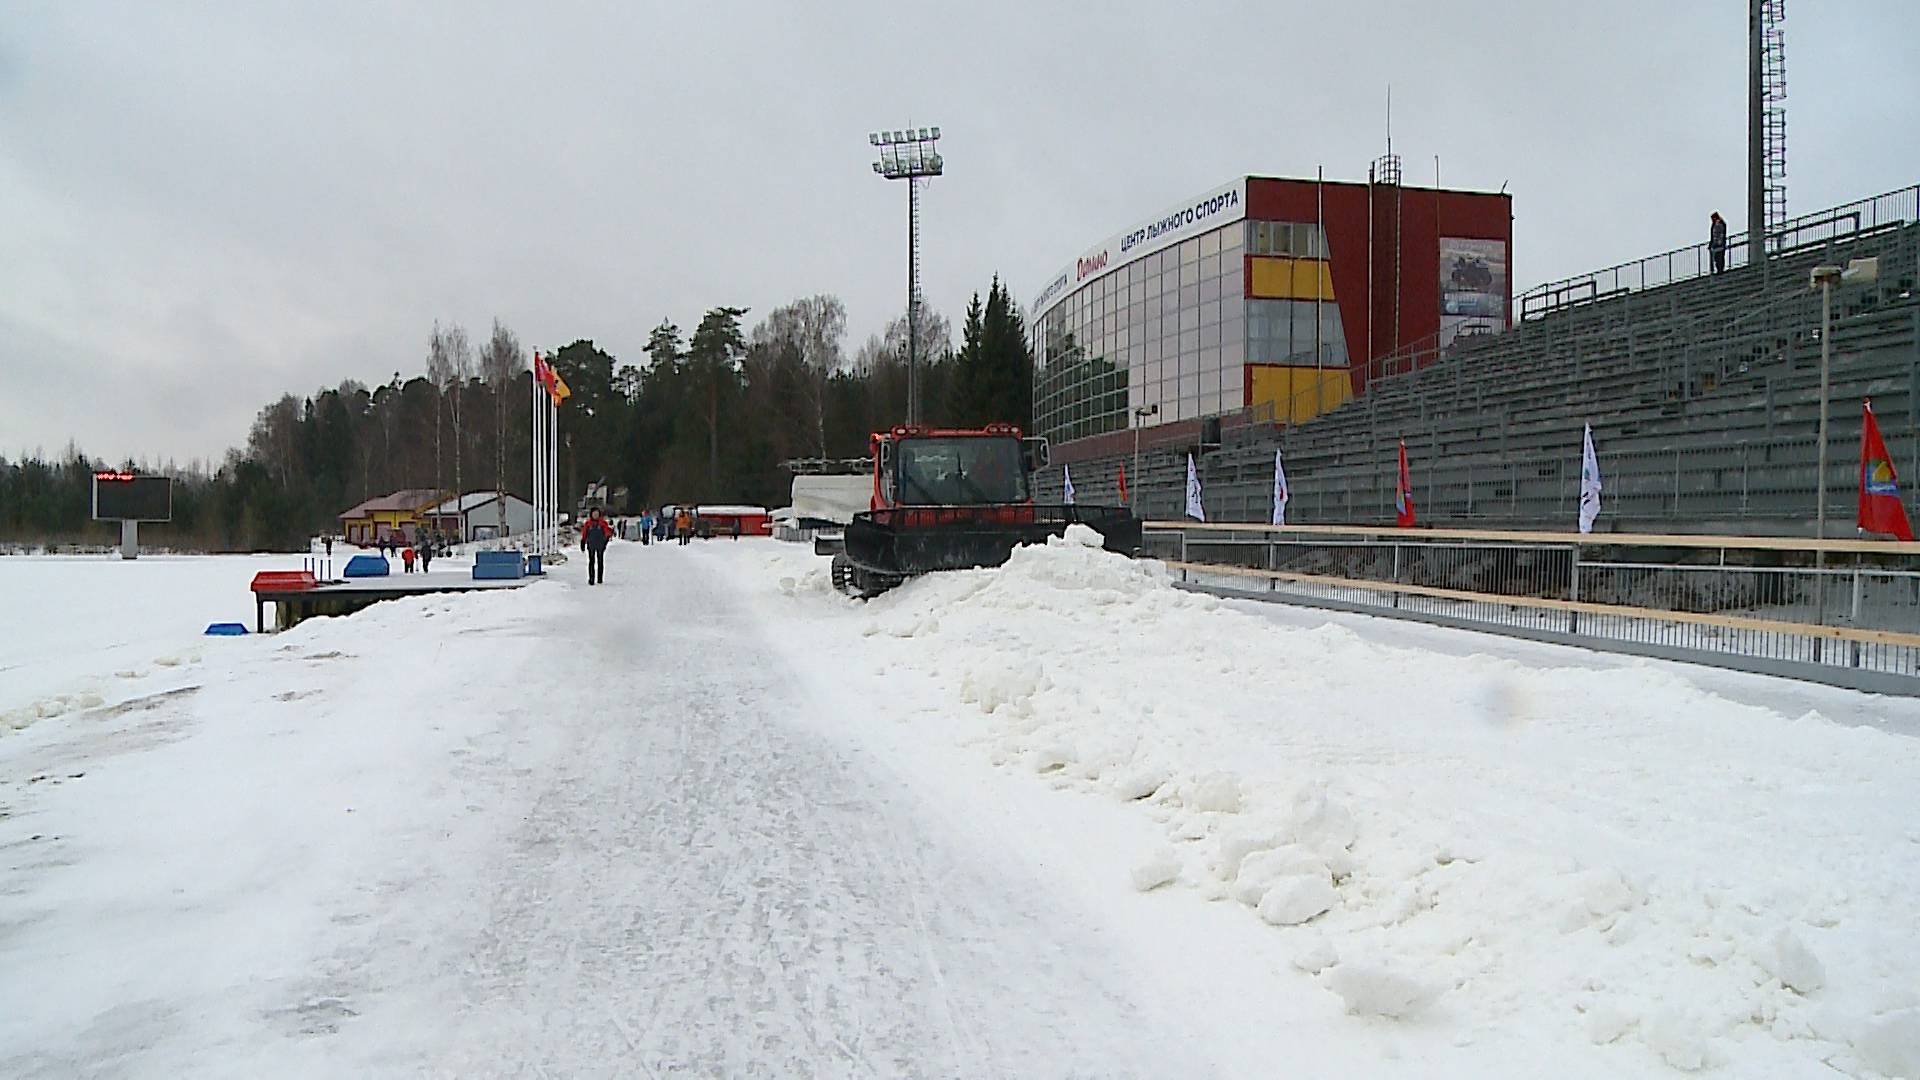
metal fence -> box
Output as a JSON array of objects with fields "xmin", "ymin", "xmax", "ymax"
[
  {"xmin": 1516, "ymin": 185, "xmax": 1920, "ymax": 322},
  {"xmin": 1146, "ymin": 521, "xmax": 1920, "ymax": 693}
]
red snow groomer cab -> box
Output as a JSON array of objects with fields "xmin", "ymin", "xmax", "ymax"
[{"xmin": 815, "ymin": 422, "xmax": 1141, "ymax": 597}]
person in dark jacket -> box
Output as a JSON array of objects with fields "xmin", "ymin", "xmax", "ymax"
[
  {"xmin": 418, "ymin": 534, "xmax": 434, "ymax": 574},
  {"xmin": 579, "ymin": 508, "xmax": 615, "ymax": 585},
  {"xmin": 1709, "ymin": 211, "xmax": 1728, "ymax": 274}
]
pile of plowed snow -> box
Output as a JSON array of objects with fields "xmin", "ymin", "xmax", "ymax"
[{"xmin": 758, "ymin": 526, "xmax": 1920, "ymax": 1077}]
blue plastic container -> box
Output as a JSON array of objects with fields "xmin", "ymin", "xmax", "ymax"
[
  {"xmin": 342, "ymin": 554, "xmax": 390, "ymax": 578},
  {"xmin": 204, "ymin": 622, "xmax": 249, "ymax": 636},
  {"xmin": 472, "ymin": 550, "xmax": 525, "ymax": 581},
  {"xmin": 524, "ymin": 554, "xmax": 543, "ymax": 576}
]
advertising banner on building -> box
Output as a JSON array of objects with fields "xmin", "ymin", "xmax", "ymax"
[
  {"xmin": 1438, "ymin": 237, "xmax": 1507, "ymax": 347},
  {"xmin": 1032, "ymin": 178, "xmax": 1249, "ymax": 319}
]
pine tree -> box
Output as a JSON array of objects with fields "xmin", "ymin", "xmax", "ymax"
[
  {"xmin": 687, "ymin": 307, "xmax": 748, "ymax": 489},
  {"xmin": 949, "ymin": 290, "xmax": 988, "ymax": 426}
]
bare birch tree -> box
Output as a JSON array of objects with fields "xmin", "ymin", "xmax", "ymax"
[
  {"xmin": 427, "ymin": 321, "xmax": 472, "ymax": 538},
  {"xmin": 427, "ymin": 323, "xmax": 453, "ymax": 497},
  {"xmin": 753, "ymin": 295, "xmax": 846, "ymax": 457},
  {"xmin": 478, "ymin": 319, "xmax": 523, "ymax": 539}
]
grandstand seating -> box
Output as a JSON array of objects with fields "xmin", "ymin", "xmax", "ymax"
[{"xmin": 1036, "ymin": 203, "xmax": 1920, "ymax": 537}]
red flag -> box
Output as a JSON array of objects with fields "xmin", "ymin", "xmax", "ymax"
[
  {"xmin": 1858, "ymin": 400, "xmax": 1914, "ymax": 540},
  {"xmin": 1395, "ymin": 440, "xmax": 1416, "ymax": 528},
  {"xmin": 1117, "ymin": 464, "xmax": 1130, "ymax": 505},
  {"xmin": 534, "ymin": 352, "xmax": 553, "ymax": 389}
]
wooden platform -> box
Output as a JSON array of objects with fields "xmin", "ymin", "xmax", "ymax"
[{"xmin": 252, "ymin": 572, "xmax": 532, "ymax": 633}]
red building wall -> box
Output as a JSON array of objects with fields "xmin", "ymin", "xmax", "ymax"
[{"xmin": 1245, "ymin": 178, "xmax": 1512, "ymax": 393}]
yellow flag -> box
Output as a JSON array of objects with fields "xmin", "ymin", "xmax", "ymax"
[{"xmin": 549, "ymin": 368, "xmax": 572, "ymax": 406}]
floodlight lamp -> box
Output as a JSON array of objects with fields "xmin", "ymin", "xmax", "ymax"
[
  {"xmin": 893, "ymin": 130, "xmax": 904, "ymax": 142},
  {"xmin": 869, "ymin": 133, "xmax": 880, "ymax": 145},
  {"xmin": 917, "ymin": 127, "xmax": 928, "ymax": 140},
  {"xmin": 930, "ymin": 126, "xmax": 940, "ymax": 139},
  {"xmin": 873, "ymin": 162, "xmax": 883, "ymax": 174}
]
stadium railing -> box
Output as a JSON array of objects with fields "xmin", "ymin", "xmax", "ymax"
[
  {"xmin": 1515, "ymin": 185, "xmax": 1919, "ymax": 322},
  {"xmin": 1141, "ymin": 520, "xmax": 1920, "ymax": 695}
]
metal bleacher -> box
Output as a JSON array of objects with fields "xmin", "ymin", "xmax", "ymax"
[{"xmin": 1042, "ymin": 186, "xmax": 1920, "ymax": 536}]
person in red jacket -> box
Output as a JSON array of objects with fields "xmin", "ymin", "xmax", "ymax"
[{"xmin": 579, "ymin": 508, "xmax": 615, "ymax": 585}]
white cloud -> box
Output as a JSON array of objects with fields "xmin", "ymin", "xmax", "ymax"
[{"xmin": 2, "ymin": 0, "xmax": 1915, "ymax": 463}]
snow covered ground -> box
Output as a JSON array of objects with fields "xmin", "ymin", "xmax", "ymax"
[
  {"xmin": 3, "ymin": 536, "xmax": 1919, "ymax": 1077},
  {"xmin": 0, "ymin": 554, "xmax": 288, "ymax": 731}
]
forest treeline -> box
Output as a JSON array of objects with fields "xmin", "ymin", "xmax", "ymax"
[{"xmin": 0, "ymin": 279, "xmax": 1034, "ymax": 551}]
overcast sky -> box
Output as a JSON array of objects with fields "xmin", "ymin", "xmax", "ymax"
[{"xmin": 4, "ymin": 1, "xmax": 1917, "ymax": 466}]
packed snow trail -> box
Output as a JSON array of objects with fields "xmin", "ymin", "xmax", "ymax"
[
  {"xmin": 0, "ymin": 546, "xmax": 1214, "ymax": 1078},
  {"xmin": 422, "ymin": 550, "xmax": 1209, "ymax": 1077}
]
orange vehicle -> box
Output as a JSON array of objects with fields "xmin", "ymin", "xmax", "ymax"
[{"xmin": 815, "ymin": 423, "xmax": 1140, "ymax": 597}]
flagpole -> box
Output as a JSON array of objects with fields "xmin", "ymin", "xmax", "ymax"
[
  {"xmin": 550, "ymin": 395, "xmax": 555, "ymax": 552},
  {"xmin": 538, "ymin": 387, "xmax": 545, "ymax": 554},
  {"xmin": 539, "ymin": 386, "xmax": 547, "ymax": 554},
  {"xmin": 549, "ymin": 393, "xmax": 558, "ymax": 554},
  {"xmin": 532, "ymin": 360, "xmax": 541, "ymax": 554},
  {"xmin": 542, "ymin": 364, "xmax": 551, "ymax": 553},
  {"xmin": 537, "ymin": 380, "xmax": 544, "ymax": 554},
  {"xmin": 539, "ymin": 384, "xmax": 546, "ymax": 554}
]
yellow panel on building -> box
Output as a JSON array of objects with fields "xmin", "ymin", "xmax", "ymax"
[
  {"xmin": 1247, "ymin": 364, "xmax": 1351, "ymax": 423},
  {"xmin": 1247, "ymin": 257, "xmax": 1334, "ymax": 301}
]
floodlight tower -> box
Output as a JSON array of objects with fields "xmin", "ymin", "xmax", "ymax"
[
  {"xmin": 1748, "ymin": 0, "xmax": 1787, "ymax": 259},
  {"xmin": 869, "ymin": 126, "xmax": 944, "ymax": 425}
]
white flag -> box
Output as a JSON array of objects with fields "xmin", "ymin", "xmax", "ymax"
[
  {"xmin": 1578, "ymin": 423, "xmax": 1603, "ymax": 534},
  {"xmin": 1271, "ymin": 449, "xmax": 1289, "ymax": 527},
  {"xmin": 1185, "ymin": 454, "xmax": 1206, "ymax": 521},
  {"xmin": 1062, "ymin": 465, "xmax": 1075, "ymax": 505}
]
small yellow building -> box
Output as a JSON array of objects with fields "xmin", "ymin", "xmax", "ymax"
[{"xmin": 337, "ymin": 489, "xmax": 446, "ymax": 545}]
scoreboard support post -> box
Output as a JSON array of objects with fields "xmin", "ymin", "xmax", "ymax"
[{"xmin": 121, "ymin": 520, "xmax": 139, "ymax": 560}]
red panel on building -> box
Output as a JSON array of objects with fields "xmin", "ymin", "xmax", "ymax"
[{"xmin": 1245, "ymin": 177, "xmax": 1512, "ymax": 394}]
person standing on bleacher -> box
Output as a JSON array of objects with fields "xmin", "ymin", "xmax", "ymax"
[{"xmin": 1709, "ymin": 212, "xmax": 1728, "ymax": 274}]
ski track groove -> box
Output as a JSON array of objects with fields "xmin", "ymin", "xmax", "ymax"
[{"xmin": 399, "ymin": 550, "xmax": 1199, "ymax": 1078}]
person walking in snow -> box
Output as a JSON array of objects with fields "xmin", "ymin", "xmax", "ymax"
[
  {"xmin": 401, "ymin": 544, "xmax": 416, "ymax": 573},
  {"xmin": 1709, "ymin": 211, "xmax": 1728, "ymax": 274},
  {"xmin": 579, "ymin": 507, "xmax": 615, "ymax": 585},
  {"xmin": 418, "ymin": 534, "xmax": 434, "ymax": 574}
]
